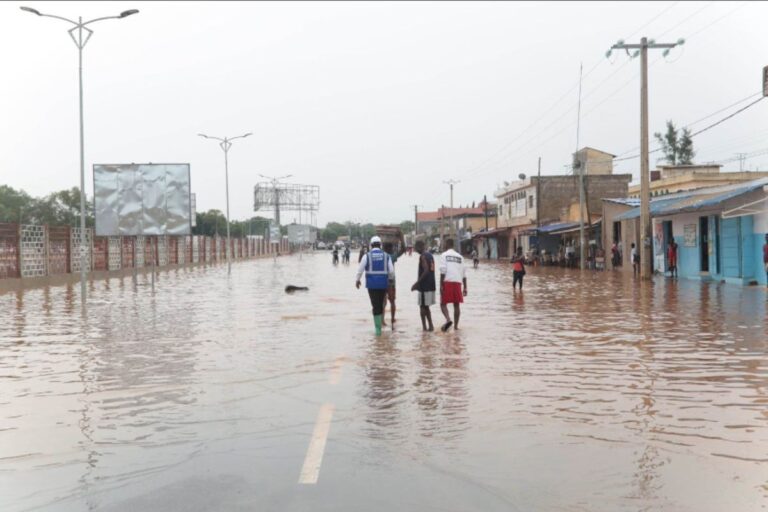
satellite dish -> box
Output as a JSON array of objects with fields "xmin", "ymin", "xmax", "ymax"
[{"xmin": 518, "ymin": 173, "xmax": 526, "ymax": 181}]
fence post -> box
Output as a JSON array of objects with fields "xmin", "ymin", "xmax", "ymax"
[{"xmin": 16, "ymin": 223, "xmax": 22, "ymax": 278}]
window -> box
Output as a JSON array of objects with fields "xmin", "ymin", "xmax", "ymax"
[{"xmin": 529, "ymin": 195, "xmax": 534, "ymax": 209}]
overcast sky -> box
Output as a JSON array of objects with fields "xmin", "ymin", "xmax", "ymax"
[{"xmin": 1, "ymin": 1, "xmax": 767, "ymax": 226}]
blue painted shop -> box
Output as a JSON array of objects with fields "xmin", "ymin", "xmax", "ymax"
[{"xmin": 612, "ymin": 177, "xmax": 768, "ymax": 286}]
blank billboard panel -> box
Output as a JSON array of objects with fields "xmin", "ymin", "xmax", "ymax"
[{"xmin": 93, "ymin": 164, "xmax": 191, "ymax": 236}]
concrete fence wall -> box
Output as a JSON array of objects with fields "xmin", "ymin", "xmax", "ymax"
[{"xmin": 0, "ymin": 223, "xmax": 289, "ymax": 280}]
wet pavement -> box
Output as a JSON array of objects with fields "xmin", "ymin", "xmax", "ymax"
[{"xmin": 1, "ymin": 253, "xmax": 767, "ymax": 512}]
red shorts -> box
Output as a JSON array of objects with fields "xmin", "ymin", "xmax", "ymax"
[{"xmin": 441, "ymin": 282, "xmax": 464, "ymax": 305}]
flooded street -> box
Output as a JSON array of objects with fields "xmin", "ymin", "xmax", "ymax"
[{"xmin": 2, "ymin": 254, "xmax": 767, "ymax": 512}]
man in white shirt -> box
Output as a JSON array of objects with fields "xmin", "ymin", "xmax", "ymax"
[{"xmin": 438, "ymin": 238, "xmax": 467, "ymax": 332}]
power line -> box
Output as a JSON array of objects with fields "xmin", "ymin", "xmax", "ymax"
[{"xmin": 459, "ymin": 2, "xmax": 684, "ymax": 180}]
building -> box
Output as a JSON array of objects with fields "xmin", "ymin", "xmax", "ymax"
[
  {"xmin": 603, "ymin": 177, "xmax": 768, "ymax": 286},
  {"xmin": 478, "ymin": 147, "xmax": 631, "ymax": 260},
  {"xmin": 627, "ymin": 164, "xmax": 768, "ymax": 198},
  {"xmin": 416, "ymin": 201, "xmax": 496, "ymax": 253}
]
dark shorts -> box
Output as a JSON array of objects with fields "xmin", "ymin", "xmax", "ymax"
[{"xmin": 367, "ymin": 289, "xmax": 387, "ymax": 316}]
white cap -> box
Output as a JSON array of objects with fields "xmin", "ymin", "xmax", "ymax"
[{"xmin": 370, "ymin": 235, "xmax": 382, "ymax": 245}]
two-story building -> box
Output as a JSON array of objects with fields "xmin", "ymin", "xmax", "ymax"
[{"xmin": 477, "ymin": 147, "xmax": 631, "ymax": 260}]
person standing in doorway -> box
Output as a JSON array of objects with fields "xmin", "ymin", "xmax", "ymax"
[
  {"xmin": 631, "ymin": 242, "xmax": 639, "ymax": 277},
  {"xmin": 438, "ymin": 238, "xmax": 467, "ymax": 332},
  {"xmin": 411, "ymin": 240, "xmax": 436, "ymax": 331},
  {"xmin": 511, "ymin": 246, "xmax": 526, "ymax": 290},
  {"xmin": 667, "ymin": 238, "xmax": 679, "ymax": 278},
  {"xmin": 356, "ymin": 236, "xmax": 394, "ymax": 336}
]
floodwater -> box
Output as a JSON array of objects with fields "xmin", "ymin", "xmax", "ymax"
[{"xmin": 1, "ymin": 253, "xmax": 767, "ymax": 512}]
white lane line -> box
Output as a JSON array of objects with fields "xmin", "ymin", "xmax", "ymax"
[
  {"xmin": 328, "ymin": 356, "xmax": 344, "ymax": 385},
  {"xmin": 298, "ymin": 403, "xmax": 335, "ymax": 484}
]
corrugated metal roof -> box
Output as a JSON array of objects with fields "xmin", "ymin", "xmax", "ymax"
[
  {"xmin": 614, "ymin": 177, "xmax": 768, "ymax": 221},
  {"xmin": 537, "ymin": 221, "xmax": 581, "ymax": 233}
]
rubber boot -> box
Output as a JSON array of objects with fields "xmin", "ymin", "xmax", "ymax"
[{"xmin": 374, "ymin": 315, "xmax": 383, "ymax": 336}]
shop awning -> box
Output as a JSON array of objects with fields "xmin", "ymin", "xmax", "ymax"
[
  {"xmin": 614, "ymin": 177, "xmax": 768, "ymax": 221},
  {"xmin": 471, "ymin": 227, "xmax": 510, "ymax": 238}
]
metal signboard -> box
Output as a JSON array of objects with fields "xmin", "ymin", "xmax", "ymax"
[
  {"xmin": 763, "ymin": 65, "xmax": 768, "ymax": 97},
  {"xmin": 93, "ymin": 164, "xmax": 192, "ymax": 236},
  {"xmin": 269, "ymin": 223, "xmax": 281, "ymax": 244}
]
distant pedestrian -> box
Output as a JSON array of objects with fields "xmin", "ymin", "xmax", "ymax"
[
  {"xmin": 611, "ymin": 240, "xmax": 620, "ymax": 268},
  {"xmin": 356, "ymin": 236, "xmax": 394, "ymax": 336},
  {"xmin": 332, "ymin": 246, "xmax": 339, "ymax": 265},
  {"xmin": 343, "ymin": 246, "xmax": 351, "ymax": 264},
  {"xmin": 382, "ymin": 234, "xmax": 406, "ymax": 326},
  {"xmin": 438, "ymin": 238, "xmax": 467, "ymax": 332},
  {"xmin": 511, "ymin": 246, "xmax": 526, "ymax": 290},
  {"xmin": 631, "ymin": 242, "xmax": 639, "ymax": 277},
  {"xmin": 667, "ymin": 239, "xmax": 678, "ymax": 278},
  {"xmin": 411, "ymin": 240, "xmax": 436, "ymax": 331},
  {"xmin": 358, "ymin": 244, "xmax": 368, "ymax": 263},
  {"xmin": 471, "ymin": 247, "xmax": 479, "ymax": 269}
]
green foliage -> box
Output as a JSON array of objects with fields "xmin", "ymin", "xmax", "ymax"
[
  {"xmin": 192, "ymin": 210, "xmax": 272, "ymax": 238},
  {"xmin": 654, "ymin": 120, "xmax": 695, "ymax": 166},
  {"xmin": 0, "ymin": 185, "xmax": 94, "ymax": 226},
  {"xmin": 678, "ymin": 127, "xmax": 695, "ymax": 165},
  {"xmin": 399, "ymin": 220, "xmax": 415, "ymax": 234}
]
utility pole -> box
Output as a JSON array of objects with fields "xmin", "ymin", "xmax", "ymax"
[
  {"xmin": 411, "ymin": 204, "xmax": 421, "ymax": 237},
  {"xmin": 483, "ymin": 194, "xmax": 489, "ymax": 232},
  {"xmin": 536, "ymin": 157, "xmax": 541, "ymax": 232},
  {"xmin": 608, "ymin": 37, "xmax": 684, "ymax": 280},
  {"xmin": 443, "ymin": 179, "xmax": 459, "ymax": 242},
  {"xmin": 574, "ymin": 63, "xmax": 585, "ymax": 270}
]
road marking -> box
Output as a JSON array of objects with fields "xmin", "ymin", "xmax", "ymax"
[
  {"xmin": 298, "ymin": 403, "xmax": 335, "ymax": 484},
  {"xmin": 328, "ymin": 356, "xmax": 344, "ymax": 385}
]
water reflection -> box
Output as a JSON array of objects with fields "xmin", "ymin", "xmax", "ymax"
[{"xmin": 0, "ymin": 258, "xmax": 766, "ymax": 511}]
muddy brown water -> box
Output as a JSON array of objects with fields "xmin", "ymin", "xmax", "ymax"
[{"xmin": 1, "ymin": 254, "xmax": 767, "ymax": 511}]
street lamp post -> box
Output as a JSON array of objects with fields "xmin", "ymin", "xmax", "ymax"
[
  {"xmin": 21, "ymin": 6, "xmax": 139, "ymax": 304},
  {"xmin": 198, "ymin": 132, "xmax": 252, "ymax": 275}
]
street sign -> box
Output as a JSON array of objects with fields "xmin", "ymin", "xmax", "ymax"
[
  {"xmin": 269, "ymin": 224, "xmax": 281, "ymax": 244},
  {"xmin": 763, "ymin": 65, "xmax": 768, "ymax": 97}
]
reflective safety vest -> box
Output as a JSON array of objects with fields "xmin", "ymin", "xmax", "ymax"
[{"xmin": 365, "ymin": 248, "xmax": 390, "ymax": 290}]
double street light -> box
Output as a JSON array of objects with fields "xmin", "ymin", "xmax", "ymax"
[
  {"xmin": 20, "ymin": 5, "xmax": 139, "ymax": 304},
  {"xmin": 198, "ymin": 133, "xmax": 252, "ymax": 275}
]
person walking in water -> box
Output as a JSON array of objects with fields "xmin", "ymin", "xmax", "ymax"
[
  {"xmin": 667, "ymin": 238, "xmax": 678, "ymax": 278},
  {"xmin": 358, "ymin": 243, "xmax": 368, "ymax": 263},
  {"xmin": 356, "ymin": 236, "xmax": 394, "ymax": 336},
  {"xmin": 381, "ymin": 234, "xmax": 406, "ymax": 327},
  {"xmin": 631, "ymin": 242, "xmax": 639, "ymax": 277},
  {"xmin": 411, "ymin": 240, "xmax": 436, "ymax": 331},
  {"xmin": 511, "ymin": 246, "xmax": 526, "ymax": 290},
  {"xmin": 438, "ymin": 238, "xmax": 467, "ymax": 332},
  {"xmin": 471, "ymin": 247, "xmax": 479, "ymax": 269}
]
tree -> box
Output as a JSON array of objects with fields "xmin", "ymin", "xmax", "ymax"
[
  {"xmin": 654, "ymin": 120, "xmax": 695, "ymax": 165},
  {"xmin": 399, "ymin": 220, "xmax": 415, "ymax": 234},
  {"xmin": 677, "ymin": 127, "xmax": 695, "ymax": 165}
]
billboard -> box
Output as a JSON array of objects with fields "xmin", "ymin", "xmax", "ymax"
[
  {"xmin": 287, "ymin": 224, "xmax": 317, "ymax": 244},
  {"xmin": 93, "ymin": 164, "xmax": 192, "ymax": 236}
]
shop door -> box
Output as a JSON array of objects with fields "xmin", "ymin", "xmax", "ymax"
[
  {"xmin": 699, "ymin": 217, "xmax": 709, "ymax": 272},
  {"xmin": 721, "ymin": 217, "xmax": 742, "ymax": 278}
]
